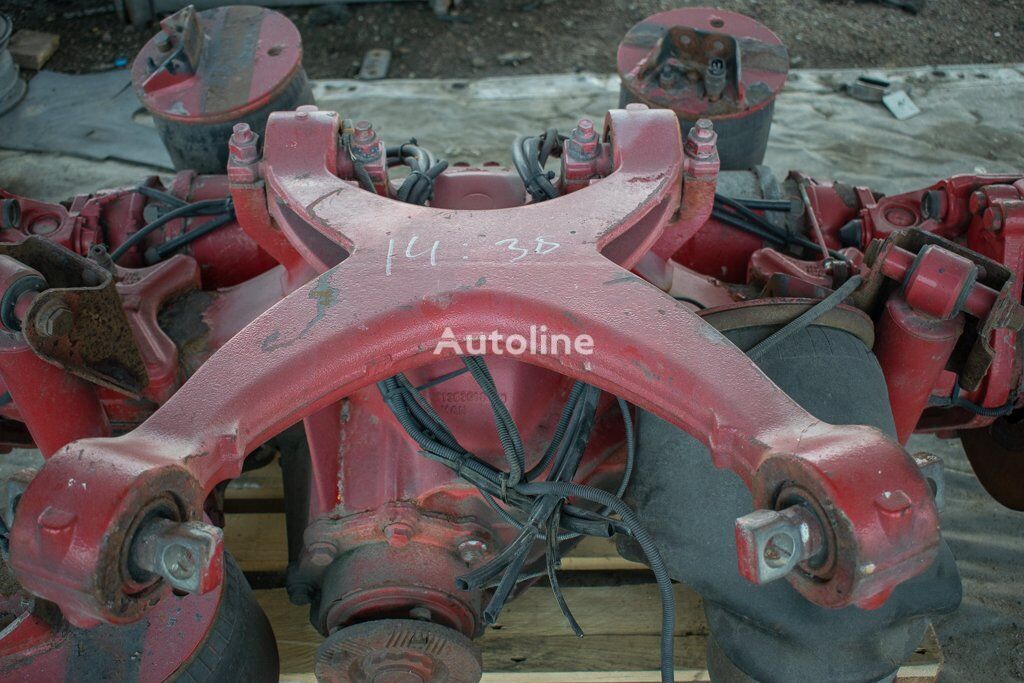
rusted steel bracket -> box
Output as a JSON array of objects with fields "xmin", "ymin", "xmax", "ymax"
[{"xmin": 0, "ymin": 237, "xmax": 148, "ymax": 396}]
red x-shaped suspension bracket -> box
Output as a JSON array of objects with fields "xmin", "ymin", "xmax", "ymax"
[{"xmin": 10, "ymin": 107, "xmax": 939, "ymax": 626}]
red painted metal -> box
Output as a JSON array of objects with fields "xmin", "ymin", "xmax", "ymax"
[
  {"xmin": 0, "ymin": 571, "xmax": 224, "ymax": 682},
  {"xmin": 0, "ymin": 176, "xmax": 276, "ymax": 290},
  {"xmin": 0, "ymin": 340, "xmax": 110, "ymax": 457},
  {"xmin": 880, "ymin": 245, "xmax": 991, "ymax": 320},
  {"xmin": 0, "ymin": 94, "xmax": 1022, "ymax": 678},
  {"xmin": 4, "ymin": 106, "xmax": 944, "ymax": 631},
  {"xmin": 875, "ymin": 298, "xmax": 964, "ymax": 443}
]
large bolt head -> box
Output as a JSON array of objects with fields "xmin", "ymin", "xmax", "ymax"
[
  {"xmin": 231, "ymin": 122, "xmax": 256, "ymax": 145},
  {"xmin": 384, "ymin": 522, "xmax": 415, "ymax": 548},
  {"xmin": 35, "ymin": 304, "xmax": 73, "ymax": 338},
  {"xmin": 132, "ymin": 519, "xmax": 224, "ymax": 595},
  {"xmin": 685, "ymin": 119, "xmax": 718, "ymax": 160},
  {"xmin": 307, "ymin": 542, "xmax": 336, "ymax": 567},
  {"xmin": 458, "ymin": 539, "xmax": 487, "ymax": 564},
  {"xmin": 154, "ymin": 31, "xmax": 172, "ymax": 53},
  {"xmin": 734, "ymin": 505, "xmax": 823, "ymax": 585}
]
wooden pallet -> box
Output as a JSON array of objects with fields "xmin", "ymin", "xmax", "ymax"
[{"xmin": 224, "ymin": 461, "xmax": 942, "ymax": 682}]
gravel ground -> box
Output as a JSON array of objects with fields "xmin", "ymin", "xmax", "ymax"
[{"xmin": 5, "ymin": 0, "xmax": 1024, "ymax": 79}]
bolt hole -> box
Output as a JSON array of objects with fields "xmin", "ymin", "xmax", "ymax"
[
  {"xmin": 710, "ymin": 17, "xmax": 725, "ymax": 28},
  {"xmin": 268, "ymin": 45, "xmax": 283, "ymax": 56},
  {"xmin": 29, "ymin": 216, "xmax": 59, "ymax": 236},
  {"xmin": 762, "ymin": 532, "xmax": 795, "ymax": 569}
]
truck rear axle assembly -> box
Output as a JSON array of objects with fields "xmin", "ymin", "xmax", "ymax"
[{"xmin": 0, "ymin": 5, "xmax": 1017, "ymax": 682}]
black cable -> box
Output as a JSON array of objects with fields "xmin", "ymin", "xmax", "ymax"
[
  {"xmin": 389, "ymin": 139, "xmax": 447, "ymax": 206},
  {"xmin": 545, "ymin": 505, "xmax": 584, "ymax": 637},
  {"xmin": 147, "ymin": 209, "xmax": 236, "ymax": 263},
  {"xmin": 416, "ymin": 366, "xmax": 471, "ymax": 391},
  {"xmin": 512, "ymin": 129, "xmax": 565, "ymax": 202},
  {"xmin": 424, "ymin": 372, "xmax": 602, "ymax": 629},
  {"xmin": 715, "ymin": 193, "xmax": 849, "ymax": 262},
  {"xmin": 517, "ymin": 481, "xmax": 675, "ymax": 683},
  {"xmin": 462, "ymin": 356, "xmax": 526, "ymax": 487},
  {"xmin": 672, "ymin": 295, "xmax": 707, "ymax": 310},
  {"xmin": 377, "ymin": 362, "xmax": 661, "ymax": 674},
  {"xmin": 340, "ymin": 128, "xmax": 379, "ymax": 194},
  {"xmin": 111, "ymin": 197, "xmax": 230, "ymax": 262},
  {"xmin": 134, "ymin": 184, "xmax": 188, "ymax": 209},
  {"xmin": 927, "ymin": 380, "xmax": 1016, "ymax": 417},
  {"xmin": 396, "ymin": 162, "xmax": 448, "ymax": 205},
  {"xmin": 711, "ymin": 207, "xmax": 788, "ymax": 247},
  {"xmin": 526, "ymin": 381, "xmax": 586, "ymax": 481},
  {"xmin": 745, "ymin": 274, "xmax": 863, "ymax": 361},
  {"xmin": 480, "ymin": 425, "xmax": 590, "ymax": 622},
  {"xmin": 613, "ymin": 397, "xmax": 635, "ymax": 501},
  {"xmin": 352, "ymin": 159, "xmax": 377, "ymax": 193},
  {"xmin": 727, "ymin": 196, "xmax": 795, "ymax": 212}
]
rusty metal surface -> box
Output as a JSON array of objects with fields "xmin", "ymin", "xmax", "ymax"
[
  {"xmin": 0, "ymin": 237, "xmax": 148, "ymax": 396},
  {"xmin": 1, "ymin": 12, "xmax": 1024, "ymax": 677},
  {"xmin": 618, "ymin": 8, "xmax": 788, "ymax": 119},
  {"xmin": 132, "ymin": 5, "xmax": 305, "ymax": 123},
  {"xmin": 315, "ymin": 618, "xmax": 483, "ymax": 683}
]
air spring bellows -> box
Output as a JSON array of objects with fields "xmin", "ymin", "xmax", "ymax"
[
  {"xmin": 131, "ymin": 5, "xmax": 315, "ymax": 173},
  {"xmin": 617, "ymin": 8, "xmax": 788, "ymax": 170}
]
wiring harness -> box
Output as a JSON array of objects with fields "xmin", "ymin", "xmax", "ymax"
[
  {"xmin": 512, "ymin": 127, "xmax": 566, "ymax": 202},
  {"xmin": 378, "ymin": 358, "xmax": 675, "ymax": 683},
  {"xmin": 107, "ymin": 185, "xmax": 235, "ymax": 264},
  {"xmin": 387, "ymin": 140, "xmax": 449, "ymax": 206},
  {"xmin": 712, "ymin": 193, "xmax": 849, "ymax": 261}
]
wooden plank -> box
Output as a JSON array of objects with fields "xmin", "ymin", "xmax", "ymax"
[
  {"xmin": 226, "ymin": 512, "xmax": 287, "ymax": 573},
  {"xmin": 226, "ymin": 457, "xmax": 285, "ymax": 501},
  {"xmin": 8, "ymin": 30, "xmax": 59, "ymax": 71},
  {"xmin": 561, "ymin": 535, "xmax": 645, "ymax": 571},
  {"xmin": 259, "ymin": 581, "xmax": 939, "ymax": 680},
  {"xmin": 258, "ymin": 583, "xmax": 706, "ymax": 676},
  {"xmin": 480, "ymin": 583, "xmax": 704, "ymax": 640},
  {"xmin": 281, "ymin": 674, "xmax": 714, "ymax": 683}
]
